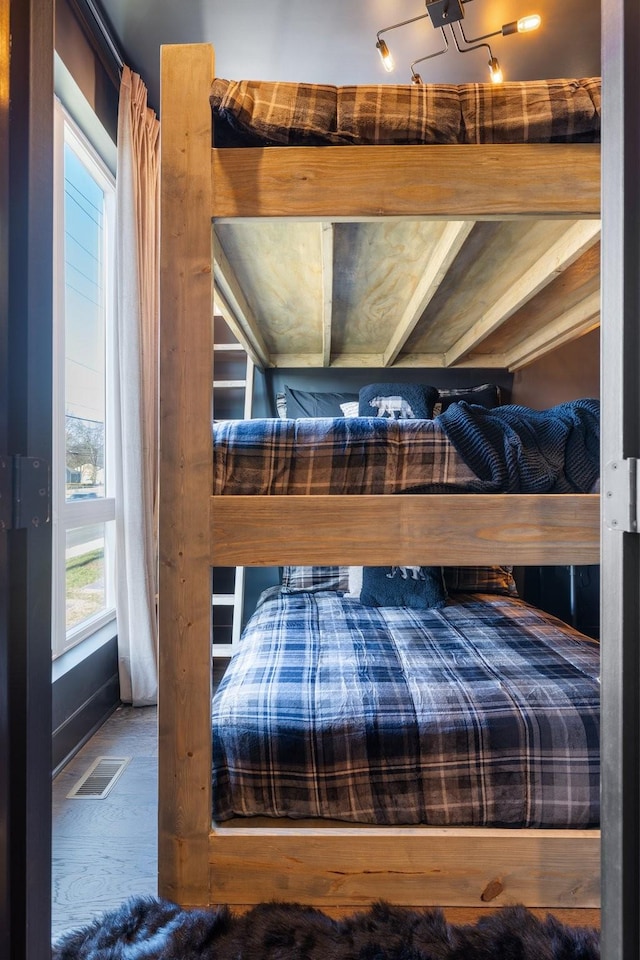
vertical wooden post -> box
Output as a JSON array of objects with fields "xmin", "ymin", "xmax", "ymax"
[{"xmin": 158, "ymin": 43, "xmax": 214, "ymax": 905}]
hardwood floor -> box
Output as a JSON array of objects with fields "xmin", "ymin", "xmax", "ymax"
[{"xmin": 51, "ymin": 704, "xmax": 158, "ymax": 940}]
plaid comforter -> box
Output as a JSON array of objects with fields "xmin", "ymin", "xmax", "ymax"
[
  {"xmin": 213, "ymin": 408, "xmax": 599, "ymax": 495},
  {"xmin": 213, "ymin": 417, "xmax": 476, "ymax": 494},
  {"xmin": 212, "ymin": 591, "xmax": 600, "ymax": 827},
  {"xmin": 210, "ymin": 77, "xmax": 601, "ymax": 146}
]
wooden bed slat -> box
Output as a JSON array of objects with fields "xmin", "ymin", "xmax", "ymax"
[
  {"xmin": 444, "ymin": 220, "xmax": 601, "ymax": 366},
  {"xmin": 505, "ymin": 289, "xmax": 601, "ymax": 370},
  {"xmin": 383, "ymin": 220, "xmax": 475, "ymax": 366},
  {"xmin": 213, "ymin": 237, "xmax": 272, "ymax": 368},
  {"xmin": 212, "ymin": 144, "xmax": 600, "ymax": 221},
  {"xmin": 208, "ymin": 826, "xmax": 600, "ymax": 908},
  {"xmin": 210, "ymin": 494, "xmax": 600, "ymax": 567}
]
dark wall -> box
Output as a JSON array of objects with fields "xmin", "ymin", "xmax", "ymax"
[
  {"xmin": 521, "ymin": 565, "xmax": 600, "ymax": 640},
  {"xmin": 263, "ymin": 367, "xmax": 513, "ymax": 418},
  {"xmin": 52, "ymin": 635, "xmax": 119, "ymax": 773}
]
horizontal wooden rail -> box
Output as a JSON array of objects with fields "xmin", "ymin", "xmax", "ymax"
[
  {"xmin": 212, "ymin": 144, "xmax": 601, "ymax": 221},
  {"xmin": 208, "ymin": 825, "xmax": 600, "ymax": 907},
  {"xmin": 210, "ymin": 493, "xmax": 600, "ymax": 566}
]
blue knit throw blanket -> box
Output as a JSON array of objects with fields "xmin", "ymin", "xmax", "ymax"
[{"xmin": 437, "ymin": 398, "xmax": 600, "ymax": 493}]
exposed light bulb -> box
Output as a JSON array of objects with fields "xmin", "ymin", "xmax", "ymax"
[
  {"xmin": 517, "ymin": 14, "xmax": 541, "ymax": 32},
  {"xmin": 488, "ymin": 57, "xmax": 503, "ymax": 84},
  {"xmin": 376, "ymin": 39, "xmax": 395, "ymax": 72},
  {"xmin": 501, "ymin": 14, "xmax": 541, "ymax": 36}
]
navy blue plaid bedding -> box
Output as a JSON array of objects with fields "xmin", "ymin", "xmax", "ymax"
[
  {"xmin": 213, "ymin": 404, "xmax": 599, "ymax": 495},
  {"xmin": 212, "ymin": 591, "xmax": 600, "ymax": 827},
  {"xmin": 213, "ymin": 417, "xmax": 476, "ymax": 494}
]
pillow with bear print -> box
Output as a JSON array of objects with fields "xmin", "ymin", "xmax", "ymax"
[
  {"xmin": 358, "ymin": 383, "xmax": 438, "ymax": 420},
  {"xmin": 360, "ymin": 565, "xmax": 447, "ymax": 609}
]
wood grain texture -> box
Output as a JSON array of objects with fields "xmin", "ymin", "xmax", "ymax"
[
  {"xmin": 158, "ymin": 43, "xmax": 214, "ymax": 906},
  {"xmin": 215, "ymin": 221, "xmax": 324, "ymax": 358},
  {"xmin": 213, "ymin": 234, "xmax": 272, "ymax": 367},
  {"xmin": 321, "ymin": 222, "xmax": 334, "ymax": 366},
  {"xmin": 506, "ymin": 289, "xmax": 600, "ymax": 371},
  {"xmin": 211, "ymin": 494, "xmax": 600, "ymax": 567},
  {"xmin": 208, "ymin": 825, "xmax": 600, "ymax": 908},
  {"xmin": 443, "ymin": 220, "xmax": 601, "ymax": 366},
  {"xmin": 481, "ymin": 243, "xmax": 600, "ymax": 358},
  {"xmin": 213, "ymin": 213, "xmax": 601, "ymax": 369},
  {"xmin": 382, "ymin": 220, "xmax": 475, "ymax": 366},
  {"xmin": 212, "ymin": 145, "xmax": 600, "ymax": 220}
]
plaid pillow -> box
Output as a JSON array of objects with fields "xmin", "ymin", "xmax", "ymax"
[
  {"xmin": 443, "ymin": 566, "xmax": 518, "ymax": 596},
  {"xmin": 432, "ymin": 383, "xmax": 501, "ymax": 417},
  {"xmin": 459, "ymin": 78, "xmax": 601, "ymax": 144},
  {"xmin": 281, "ymin": 565, "xmax": 349, "ymax": 593}
]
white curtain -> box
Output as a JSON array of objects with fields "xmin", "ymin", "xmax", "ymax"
[{"xmin": 114, "ymin": 66, "xmax": 160, "ymax": 705}]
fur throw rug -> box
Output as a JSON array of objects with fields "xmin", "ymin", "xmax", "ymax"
[{"xmin": 52, "ymin": 896, "xmax": 600, "ymax": 960}]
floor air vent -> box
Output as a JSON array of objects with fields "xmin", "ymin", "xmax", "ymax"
[{"xmin": 66, "ymin": 756, "xmax": 131, "ymax": 799}]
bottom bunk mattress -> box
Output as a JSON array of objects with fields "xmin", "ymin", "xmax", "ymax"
[{"xmin": 211, "ymin": 590, "xmax": 600, "ymax": 828}]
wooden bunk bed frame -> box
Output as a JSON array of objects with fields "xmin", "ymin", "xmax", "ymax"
[{"xmin": 158, "ymin": 44, "xmax": 601, "ymax": 919}]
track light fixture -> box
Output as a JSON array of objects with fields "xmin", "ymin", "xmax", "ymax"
[{"xmin": 376, "ymin": 1, "xmax": 541, "ymax": 84}]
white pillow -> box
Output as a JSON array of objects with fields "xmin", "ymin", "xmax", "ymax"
[
  {"xmin": 344, "ymin": 565, "xmax": 363, "ymax": 599},
  {"xmin": 340, "ymin": 400, "xmax": 360, "ymax": 418}
]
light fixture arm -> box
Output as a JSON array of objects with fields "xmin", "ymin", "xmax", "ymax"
[
  {"xmin": 410, "ymin": 28, "xmax": 449, "ymax": 81},
  {"xmin": 376, "ymin": 12, "xmax": 430, "ymax": 45},
  {"xmin": 450, "ymin": 21, "xmax": 494, "ymax": 61},
  {"xmin": 457, "ymin": 21, "xmax": 501, "ymax": 43}
]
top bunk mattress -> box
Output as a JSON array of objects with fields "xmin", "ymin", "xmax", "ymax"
[
  {"xmin": 213, "ymin": 399, "xmax": 600, "ymax": 496},
  {"xmin": 210, "ymin": 77, "xmax": 601, "ymax": 147}
]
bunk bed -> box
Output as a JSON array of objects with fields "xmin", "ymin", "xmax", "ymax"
[{"xmin": 158, "ymin": 44, "xmax": 601, "ymax": 920}]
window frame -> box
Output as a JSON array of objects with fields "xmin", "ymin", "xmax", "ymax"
[{"xmin": 51, "ymin": 97, "xmax": 117, "ymax": 658}]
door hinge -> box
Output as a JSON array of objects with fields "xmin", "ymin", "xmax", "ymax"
[
  {"xmin": 0, "ymin": 456, "xmax": 11, "ymax": 531},
  {"xmin": 0, "ymin": 455, "xmax": 51, "ymax": 531},
  {"xmin": 603, "ymin": 458, "xmax": 640, "ymax": 533}
]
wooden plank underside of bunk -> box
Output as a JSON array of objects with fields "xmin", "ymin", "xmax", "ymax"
[
  {"xmin": 211, "ymin": 144, "xmax": 600, "ymax": 221},
  {"xmin": 210, "ymin": 493, "xmax": 600, "ymax": 566},
  {"xmin": 207, "ymin": 824, "xmax": 600, "ymax": 909}
]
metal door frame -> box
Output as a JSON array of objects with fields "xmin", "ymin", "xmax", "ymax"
[
  {"xmin": 0, "ymin": 0, "xmax": 54, "ymax": 956},
  {"xmin": 601, "ymin": 1, "xmax": 640, "ymax": 957}
]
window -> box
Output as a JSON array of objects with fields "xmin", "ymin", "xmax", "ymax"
[{"xmin": 52, "ymin": 99, "xmax": 116, "ymax": 658}]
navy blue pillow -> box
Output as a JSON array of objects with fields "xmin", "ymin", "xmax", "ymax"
[
  {"xmin": 284, "ymin": 386, "xmax": 358, "ymax": 418},
  {"xmin": 360, "ymin": 565, "xmax": 447, "ymax": 610},
  {"xmin": 358, "ymin": 383, "xmax": 438, "ymax": 419}
]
